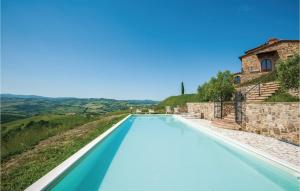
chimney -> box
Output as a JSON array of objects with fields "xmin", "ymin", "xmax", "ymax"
[{"xmin": 267, "ymin": 38, "xmax": 279, "ymax": 45}]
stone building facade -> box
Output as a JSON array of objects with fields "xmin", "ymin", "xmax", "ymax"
[{"xmin": 234, "ymin": 38, "xmax": 300, "ymax": 84}]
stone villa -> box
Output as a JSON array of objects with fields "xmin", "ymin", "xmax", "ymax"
[
  {"xmin": 234, "ymin": 38, "xmax": 300, "ymax": 84},
  {"xmin": 186, "ymin": 38, "xmax": 300, "ymax": 145}
]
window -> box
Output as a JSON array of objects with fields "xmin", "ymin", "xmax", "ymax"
[
  {"xmin": 261, "ymin": 59, "xmax": 272, "ymax": 72},
  {"xmin": 249, "ymin": 66, "xmax": 254, "ymax": 72},
  {"xmin": 234, "ymin": 76, "xmax": 241, "ymax": 84}
]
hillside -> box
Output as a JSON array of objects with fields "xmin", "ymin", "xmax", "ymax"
[
  {"xmin": 1, "ymin": 113, "xmax": 127, "ymax": 191},
  {"xmin": 0, "ymin": 94, "xmax": 157, "ymax": 123},
  {"xmin": 157, "ymin": 94, "xmax": 200, "ymax": 108}
]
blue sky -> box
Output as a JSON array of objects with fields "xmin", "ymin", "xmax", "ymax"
[{"xmin": 1, "ymin": 0, "xmax": 299, "ymax": 100}]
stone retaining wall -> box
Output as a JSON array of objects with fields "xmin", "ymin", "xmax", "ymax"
[
  {"xmin": 186, "ymin": 102, "xmax": 214, "ymax": 120},
  {"xmin": 243, "ymin": 102, "xmax": 299, "ymax": 145},
  {"xmin": 187, "ymin": 102, "xmax": 299, "ymax": 145}
]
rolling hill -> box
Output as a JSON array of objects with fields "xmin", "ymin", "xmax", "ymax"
[{"xmin": 0, "ymin": 94, "xmax": 157, "ymax": 123}]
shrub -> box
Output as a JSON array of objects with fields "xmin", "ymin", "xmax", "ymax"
[
  {"xmin": 276, "ymin": 54, "xmax": 300, "ymax": 89},
  {"xmin": 197, "ymin": 70, "xmax": 235, "ymax": 102},
  {"xmin": 265, "ymin": 90, "xmax": 299, "ymax": 102}
]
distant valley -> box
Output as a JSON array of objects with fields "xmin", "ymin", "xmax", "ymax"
[{"xmin": 0, "ymin": 94, "xmax": 158, "ymax": 124}]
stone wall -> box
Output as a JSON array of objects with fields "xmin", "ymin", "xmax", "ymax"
[
  {"xmin": 187, "ymin": 101, "xmax": 300, "ymax": 145},
  {"xmin": 242, "ymin": 102, "xmax": 300, "ymax": 145},
  {"xmin": 186, "ymin": 102, "xmax": 214, "ymax": 120},
  {"xmin": 187, "ymin": 102, "xmax": 234, "ymax": 119}
]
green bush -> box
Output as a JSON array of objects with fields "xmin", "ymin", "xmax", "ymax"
[
  {"xmin": 276, "ymin": 54, "xmax": 300, "ymax": 90},
  {"xmin": 265, "ymin": 91, "xmax": 299, "ymax": 102},
  {"xmin": 197, "ymin": 70, "xmax": 235, "ymax": 102}
]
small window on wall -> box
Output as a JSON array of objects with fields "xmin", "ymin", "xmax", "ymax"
[
  {"xmin": 234, "ymin": 76, "xmax": 241, "ymax": 84},
  {"xmin": 249, "ymin": 66, "xmax": 254, "ymax": 72},
  {"xmin": 261, "ymin": 59, "xmax": 272, "ymax": 72}
]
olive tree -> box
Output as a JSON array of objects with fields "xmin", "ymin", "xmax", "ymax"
[
  {"xmin": 198, "ymin": 70, "xmax": 235, "ymax": 102},
  {"xmin": 276, "ymin": 54, "xmax": 300, "ymax": 90}
]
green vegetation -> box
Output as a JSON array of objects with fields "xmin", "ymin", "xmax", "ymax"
[
  {"xmin": 197, "ymin": 70, "xmax": 235, "ymax": 102},
  {"xmin": 237, "ymin": 71, "xmax": 277, "ymax": 87},
  {"xmin": 1, "ymin": 114, "xmax": 127, "ymax": 191},
  {"xmin": 276, "ymin": 54, "xmax": 300, "ymax": 90},
  {"xmin": 157, "ymin": 94, "xmax": 200, "ymax": 108},
  {"xmin": 158, "ymin": 71, "xmax": 235, "ymax": 108},
  {"xmin": 237, "ymin": 54, "xmax": 299, "ymax": 89},
  {"xmin": 1, "ymin": 114, "xmax": 97, "ymax": 160},
  {"xmin": 265, "ymin": 90, "xmax": 299, "ymax": 102},
  {"xmin": 181, "ymin": 82, "xmax": 185, "ymax": 95},
  {"xmin": 0, "ymin": 94, "xmax": 153, "ymax": 191},
  {"xmin": 1, "ymin": 94, "xmax": 157, "ymax": 123}
]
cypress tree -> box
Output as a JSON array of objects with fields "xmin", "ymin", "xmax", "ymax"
[{"xmin": 181, "ymin": 82, "xmax": 185, "ymax": 95}]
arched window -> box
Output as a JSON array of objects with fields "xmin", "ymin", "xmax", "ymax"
[
  {"xmin": 261, "ymin": 59, "xmax": 272, "ymax": 72},
  {"xmin": 234, "ymin": 76, "xmax": 241, "ymax": 84}
]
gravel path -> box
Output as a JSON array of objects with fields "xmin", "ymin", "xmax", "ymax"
[{"xmin": 179, "ymin": 116, "xmax": 300, "ymax": 170}]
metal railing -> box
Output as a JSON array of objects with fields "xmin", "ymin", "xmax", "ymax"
[{"xmin": 243, "ymin": 72, "xmax": 276, "ymax": 100}]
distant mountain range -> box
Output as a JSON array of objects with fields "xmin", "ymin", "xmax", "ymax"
[
  {"xmin": 0, "ymin": 94, "xmax": 158, "ymax": 123},
  {"xmin": 0, "ymin": 94, "xmax": 157, "ymax": 102}
]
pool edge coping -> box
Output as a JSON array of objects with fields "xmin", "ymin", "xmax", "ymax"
[
  {"xmin": 174, "ymin": 115, "xmax": 300, "ymax": 177},
  {"xmin": 25, "ymin": 114, "xmax": 132, "ymax": 191}
]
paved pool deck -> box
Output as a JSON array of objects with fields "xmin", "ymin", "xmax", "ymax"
[{"xmin": 178, "ymin": 116, "xmax": 300, "ymax": 172}]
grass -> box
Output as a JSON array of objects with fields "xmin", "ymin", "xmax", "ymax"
[
  {"xmin": 236, "ymin": 71, "xmax": 277, "ymax": 87},
  {"xmin": 1, "ymin": 114, "xmax": 127, "ymax": 191},
  {"xmin": 265, "ymin": 91, "xmax": 299, "ymax": 102},
  {"xmin": 1, "ymin": 114, "xmax": 97, "ymax": 160},
  {"xmin": 157, "ymin": 94, "xmax": 200, "ymax": 109}
]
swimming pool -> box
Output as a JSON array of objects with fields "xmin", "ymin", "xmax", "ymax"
[{"xmin": 28, "ymin": 115, "xmax": 299, "ymax": 191}]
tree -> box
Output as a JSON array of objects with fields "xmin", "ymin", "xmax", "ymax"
[
  {"xmin": 211, "ymin": 71, "xmax": 235, "ymax": 102},
  {"xmin": 276, "ymin": 54, "xmax": 300, "ymax": 90},
  {"xmin": 181, "ymin": 82, "xmax": 185, "ymax": 95},
  {"xmin": 197, "ymin": 70, "xmax": 235, "ymax": 102}
]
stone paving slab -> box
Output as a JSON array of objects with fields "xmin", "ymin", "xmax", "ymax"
[{"xmin": 182, "ymin": 117, "xmax": 300, "ymax": 170}]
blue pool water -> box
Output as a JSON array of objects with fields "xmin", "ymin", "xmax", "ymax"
[{"xmin": 48, "ymin": 115, "xmax": 299, "ymax": 191}]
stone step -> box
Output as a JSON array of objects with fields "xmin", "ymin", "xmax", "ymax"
[
  {"xmin": 223, "ymin": 118, "xmax": 236, "ymax": 123},
  {"xmin": 262, "ymin": 82, "xmax": 280, "ymax": 85},
  {"xmin": 247, "ymin": 94, "xmax": 270, "ymax": 98},
  {"xmin": 247, "ymin": 94, "xmax": 275, "ymax": 98},
  {"xmin": 247, "ymin": 96, "xmax": 272, "ymax": 100},
  {"xmin": 247, "ymin": 97, "xmax": 268, "ymax": 100},
  {"xmin": 247, "ymin": 87, "xmax": 279, "ymax": 92},
  {"xmin": 260, "ymin": 88, "xmax": 279, "ymax": 91},
  {"xmin": 261, "ymin": 84, "xmax": 279, "ymax": 88},
  {"xmin": 244, "ymin": 81, "xmax": 280, "ymax": 102},
  {"xmin": 224, "ymin": 115, "xmax": 235, "ymax": 120},
  {"xmin": 260, "ymin": 87, "xmax": 279, "ymax": 90},
  {"xmin": 262, "ymin": 84, "xmax": 279, "ymax": 87},
  {"xmin": 247, "ymin": 93, "xmax": 273, "ymax": 97},
  {"xmin": 246, "ymin": 99, "xmax": 264, "ymax": 102},
  {"xmin": 212, "ymin": 119, "xmax": 240, "ymax": 130}
]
